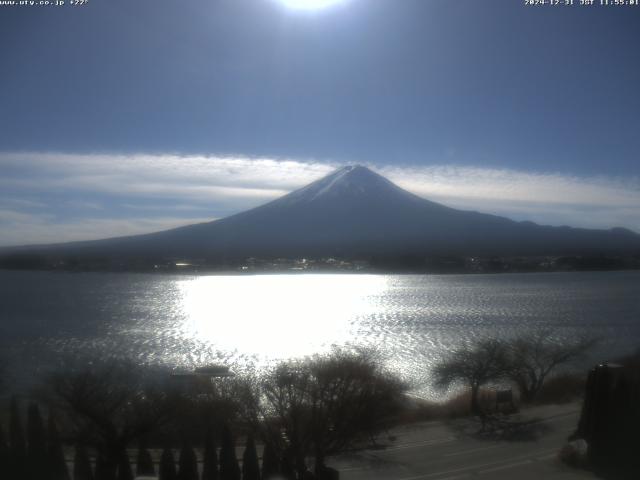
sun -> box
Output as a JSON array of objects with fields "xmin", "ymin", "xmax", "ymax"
[{"xmin": 278, "ymin": 0, "xmax": 347, "ymax": 10}]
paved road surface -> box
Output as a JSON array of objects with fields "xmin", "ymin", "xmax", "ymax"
[{"xmin": 329, "ymin": 403, "xmax": 597, "ymax": 480}]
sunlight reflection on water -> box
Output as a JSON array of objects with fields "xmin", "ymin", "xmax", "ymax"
[
  {"xmin": 177, "ymin": 274, "xmax": 387, "ymax": 359},
  {"xmin": 1, "ymin": 270, "xmax": 639, "ymax": 398}
]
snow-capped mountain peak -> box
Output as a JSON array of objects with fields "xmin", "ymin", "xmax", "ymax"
[
  {"xmin": 5, "ymin": 165, "xmax": 639, "ymax": 260},
  {"xmin": 281, "ymin": 165, "xmax": 416, "ymax": 205}
]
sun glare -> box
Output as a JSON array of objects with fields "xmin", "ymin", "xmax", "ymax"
[
  {"xmin": 177, "ymin": 274, "xmax": 386, "ymax": 361},
  {"xmin": 278, "ymin": 0, "xmax": 346, "ymax": 10}
]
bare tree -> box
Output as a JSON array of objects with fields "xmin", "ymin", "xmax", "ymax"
[
  {"xmin": 505, "ymin": 330, "xmax": 596, "ymax": 403},
  {"xmin": 432, "ymin": 339, "xmax": 508, "ymax": 415},
  {"xmin": 43, "ymin": 361, "xmax": 178, "ymax": 478},
  {"xmin": 259, "ymin": 349, "xmax": 406, "ymax": 478}
]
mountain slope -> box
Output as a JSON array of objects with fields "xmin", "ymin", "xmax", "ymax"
[{"xmin": 4, "ymin": 165, "xmax": 640, "ymax": 259}]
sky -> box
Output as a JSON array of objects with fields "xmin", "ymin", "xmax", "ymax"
[{"xmin": 0, "ymin": 0, "xmax": 638, "ymax": 246}]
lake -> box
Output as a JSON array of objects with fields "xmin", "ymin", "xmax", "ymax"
[{"xmin": 1, "ymin": 270, "xmax": 639, "ymax": 398}]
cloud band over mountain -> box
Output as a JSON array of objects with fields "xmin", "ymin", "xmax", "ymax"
[{"xmin": 0, "ymin": 152, "xmax": 638, "ymax": 246}]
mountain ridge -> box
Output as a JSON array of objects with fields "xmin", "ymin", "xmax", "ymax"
[{"xmin": 1, "ymin": 165, "xmax": 639, "ymax": 261}]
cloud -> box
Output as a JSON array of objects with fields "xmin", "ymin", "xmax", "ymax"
[
  {"xmin": 0, "ymin": 209, "xmax": 213, "ymax": 246},
  {"xmin": 378, "ymin": 165, "xmax": 640, "ymax": 231},
  {"xmin": 381, "ymin": 165, "xmax": 639, "ymax": 209},
  {"xmin": 0, "ymin": 152, "xmax": 638, "ymax": 246},
  {"xmin": 0, "ymin": 153, "xmax": 330, "ymax": 202},
  {"xmin": 0, "ymin": 208, "xmax": 56, "ymax": 225}
]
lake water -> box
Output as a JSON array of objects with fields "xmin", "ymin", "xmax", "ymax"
[{"xmin": 1, "ymin": 270, "xmax": 639, "ymax": 398}]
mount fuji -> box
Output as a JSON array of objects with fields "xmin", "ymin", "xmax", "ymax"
[{"xmin": 3, "ymin": 165, "xmax": 640, "ymax": 262}]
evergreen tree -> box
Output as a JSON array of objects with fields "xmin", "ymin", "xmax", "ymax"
[
  {"xmin": 0, "ymin": 424, "xmax": 10, "ymax": 477},
  {"xmin": 135, "ymin": 442, "xmax": 155, "ymax": 477},
  {"xmin": 219, "ymin": 425, "xmax": 240, "ymax": 480},
  {"xmin": 178, "ymin": 443, "xmax": 198, "ymax": 480},
  {"xmin": 73, "ymin": 445, "xmax": 94, "ymax": 480},
  {"xmin": 242, "ymin": 435, "xmax": 260, "ymax": 480},
  {"xmin": 159, "ymin": 448, "xmax": 177, "ymax": 480},
  {"xmin": 95, "ymin": 452, "xmax": 116, "ymax": 480},
  {"xmin": 280, "ymin": 451, "xmax": 295, "ymax": 480},
  {"xmin": 47, "ymin": 413, "xmax": 71, "ymax": 480},
  {"xmin": 27, "ymin": 403, "xmax": 47, "ymax": 480},
  {"xmin": 116, "ymin": 450, "xmax": 134, "ymax": 480},
  {"xmin": 260, "ymin": 442, "xmax": 279, "ymax": 480},
  {"xmin": 202, "ymin": 428, "xmax": 218, "ymax": 480},
  {"xmin": 9, "ymin": 396, "xmax": 27, "ymax": 479}
]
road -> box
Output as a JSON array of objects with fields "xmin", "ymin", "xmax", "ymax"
[{"xmin": 329, "ymin": 403, "xmax": 598, "ymax": 480}]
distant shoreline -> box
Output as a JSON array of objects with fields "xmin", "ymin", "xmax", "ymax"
[{"xmin": 1, "ymin": 261, "xmax": 639, "ymax": 276}]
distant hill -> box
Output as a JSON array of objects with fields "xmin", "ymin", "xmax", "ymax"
[{"xmin": 2, "ymin": 165, "xmax": 640, "ymax": 266}]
